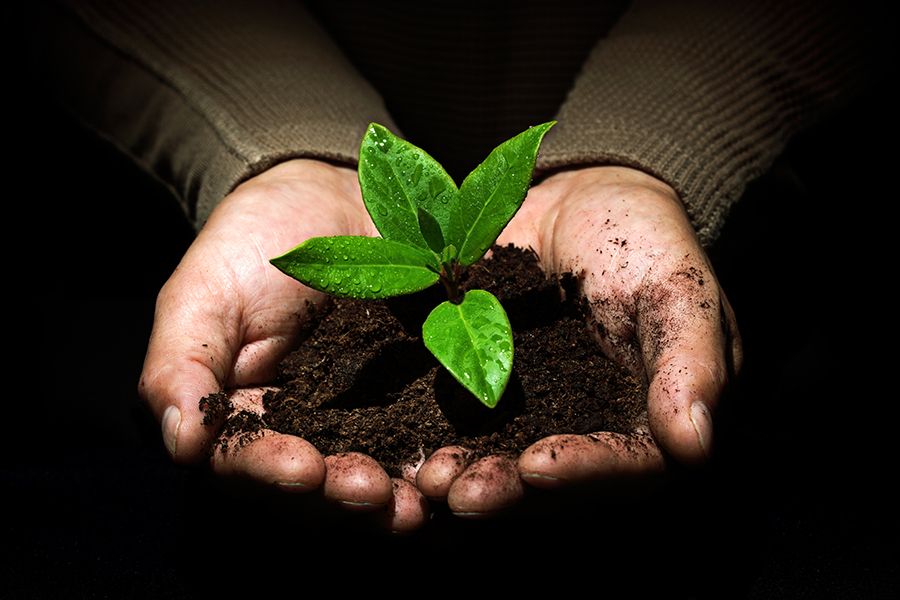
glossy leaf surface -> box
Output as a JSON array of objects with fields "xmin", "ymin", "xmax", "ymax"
[
  {"xmin": 359, "ymin": 123, "xmax": 458, "ymax": 249},
  {"xmin": 452, "ymin": 121, "xmax": 555, "ymax": 265},
  {"xmin": 271, "ymin": 236, "xmax": 439, "ymax": 299},
  {"xmin": 422, "ymin": 290, "xmax": 513, "ymax": 408}
]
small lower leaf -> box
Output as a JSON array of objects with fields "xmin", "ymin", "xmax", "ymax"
[
  {"xmin": 271, "ymin": 236, "xmax": 439, "ymax": 299},
  {"xmin": 422, "ymin": 290, "xmax": 513, "ymax": 408}
]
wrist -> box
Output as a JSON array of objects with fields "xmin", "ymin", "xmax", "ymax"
[
  {"xmin": 541, "ymin": 165, "xmax": 678, "ymax": 200},
  {"xmin": 209, "ymin": 158, "xmax": 372, "ymax": 237},
  {"xmin": 235, "ymin": 158, "xmax": 358, "ymax": 198}
]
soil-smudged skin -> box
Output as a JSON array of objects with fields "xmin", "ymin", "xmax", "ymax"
[{"xmin": 205, "ymin": 245, "xmax": 646, "ymax": 476}]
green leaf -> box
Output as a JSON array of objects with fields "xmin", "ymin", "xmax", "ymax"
[
  {"xmin": 422, "ymin": 290, "xmax": 513, "ymax": 408},
  {"xmin": 441, "ymin": 244, "xmax": 457, "ymax": 266},
  {"xmin": 271, "ymin": 236, "xmax": 439, "ymax": 299},
  {"xmin": 452, "ymin": 121, "xmax": 555, "ymax": 266},
  {"xmin": 417, "ymin": 207, "xmax": 445, "ymax": 254},
  {"xmin": 359, "ymin": 123, "xmax": 458, "ymax": 250}
]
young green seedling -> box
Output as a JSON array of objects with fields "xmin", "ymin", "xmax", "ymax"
[{"xmin": 271, "ymin": 121, "xmax": 555, "ymax": 408}]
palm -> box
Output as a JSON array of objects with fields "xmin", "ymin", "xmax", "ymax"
[{"xmin": 417, "ymin": 166, "xmax": 741, "ymax": 513}]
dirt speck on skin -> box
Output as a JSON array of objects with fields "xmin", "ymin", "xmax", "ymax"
[
  {"xmin": 199, "ymin": 391, "xmax": 231, "ymax": 426},
  {"xmin": 201, "ymin": 391, "xmax": 270, "ymax": 454},
  {"xmin": 202, "ymin": 245, "xmax": 647, "ymax": 476}
]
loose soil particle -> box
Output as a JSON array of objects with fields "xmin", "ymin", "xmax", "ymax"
[{"xmin": 206, "ymin": 245, "xmax": 647, "ymax": 476}]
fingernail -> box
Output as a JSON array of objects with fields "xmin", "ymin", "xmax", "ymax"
[
  {"xmin": 452, "ymin": 511, "xmax": 489, "ymax": 518},
  {"xmin": 521, "ymin": 473, "xmax": 560, "ymax": 482},
  {"xmin": 162, "ymin": 406, "xmax": 181, "ymax": 458},
  {"xmin": 690, "ymin": 401, "xmax": 712, "ymax": 457},
  {"xmin": 339, "ymin": 500, "xmax": 376, "ymax": 507},
  {"xmin": 276, "ymin": 481, "xmax": 309, "ymax": 492}
]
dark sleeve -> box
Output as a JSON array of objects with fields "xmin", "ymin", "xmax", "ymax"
[
  {"xmin": 30, "ymin": 0, "xmax": 397, "ymax": 229},
  {"xmin": 536, "ymin": 0, "xmax": 864, "ymax": 244}
]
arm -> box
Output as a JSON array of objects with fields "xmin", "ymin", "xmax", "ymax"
[
  {"xmin": 31, "ymin": 0, "xmax": 428, "ymax": 531},
  {"xmin": 31, "ymin": 0, "xmax": 397, "ymax": 227},
  {"xmin": 537, "ymin": 0, "xmax": 863, "ymax": 244},
  {"xmin": 419, "ymin": 0, "xmax": 864, "ymax": 513}
]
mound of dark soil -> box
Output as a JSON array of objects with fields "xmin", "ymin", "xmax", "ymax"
[{"xmin": 206, "ymin": 245, "xmax": 646, "ymax": 476}]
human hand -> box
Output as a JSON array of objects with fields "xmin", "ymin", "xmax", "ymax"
[
  {"xmin": 416, "ymin": 166, "xmax": 742, "ymax": 515},
  {"xmin": 138, "ymin": 159, "xmax": 428, "ymax": 532}
]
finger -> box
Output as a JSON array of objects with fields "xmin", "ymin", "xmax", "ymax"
[
  {"xmin": 447, "ymin": 455, "xmax": 524, "ymax": 517},
  {"xmin": 416, "ymin": 446, "xmax": 471, "ymax": 500},
  {"xmin": 211, "ymin": 429, "xmax": 326, "ymax": 491},
  {"xmin": 231, "ymin": 336, "xmax": 296, "ymax": 388},
  {"xmin": 323, "ymin": 452, "xmax": 393, "ymax": 511},
  {"xmin": 140, "ymin": 349, "xmax": 224, "ymax": 465},
  {"xmin": 638, "ymin": 270, "xmax": 730, "ymax": 464},
  {"xmin": 518, "ymin": 433, "xmax": 664, "ymax": 489},
  {"xmin": 229, "ymin": 297, "xmax": 325, "ymax": 388},
  {"xmin": 139, "ymin": 264, "xmax": 247, "ymax": 464},
  {"xmin": 379, "ymin": 479, "xmax": 430, "ymax": 534}
]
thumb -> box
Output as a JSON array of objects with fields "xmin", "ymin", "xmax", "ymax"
[
  {"xmin": 639, "ymin": 276, "xmax": 737, "ymax": 464},
  {"xmin": 139, "ymin": 282, "xmax": 239, "ymax": 464}
]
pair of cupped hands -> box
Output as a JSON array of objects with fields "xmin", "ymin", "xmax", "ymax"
[{"xmin": 140, "ymin": 159, "xmax": 741, "ymax": 532}]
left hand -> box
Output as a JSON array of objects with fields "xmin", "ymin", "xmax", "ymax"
[
  {"xmin": 138, "ymin": 159, "xmax": 428, "ymax": 532},
  {"xmin": 414, "ymin": 166, "xmax": 742, "ymax": 515}
]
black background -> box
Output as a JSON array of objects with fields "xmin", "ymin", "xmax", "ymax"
[{"xmin": 5, "ymin": 7, "xmax": 897, "ymax": 598}]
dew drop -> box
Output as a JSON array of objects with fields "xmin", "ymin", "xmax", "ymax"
[
  {"xmin": 412, "ymin": 163, "xmax": 423, "ymax": 185},
  {"xmin": 369, "ymin": 282, "xmax": 382, "ymax": 293},
  {"xmin": 376, "ymin": 205, "xmax": 388, "ymax": 216}
]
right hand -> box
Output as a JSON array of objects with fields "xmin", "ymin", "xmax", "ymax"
[
  {"xmin": 138, "ymin": 159, "xmax": 428, "ymax": 533},
  {"xmin": 415, "ymin": 166, "xmax": 742, "ymax": 515}
]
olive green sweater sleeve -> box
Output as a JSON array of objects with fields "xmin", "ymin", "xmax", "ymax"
[
  {"xmin": 33, "ymin": 0, "xmax": 395, "ymax": 228},
  {"xmin": 536, "ymin": 0, "xmax": 862, "ymax": 244}
]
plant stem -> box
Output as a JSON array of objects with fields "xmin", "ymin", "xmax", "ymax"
[{"xmin": 440, "ymin": 261, "xmax": 464, "ymax": 304}]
